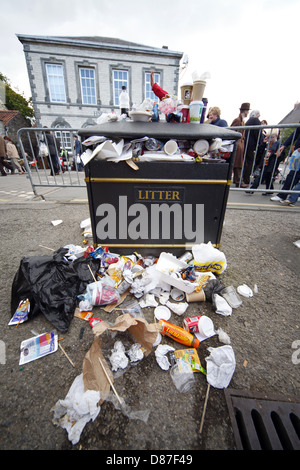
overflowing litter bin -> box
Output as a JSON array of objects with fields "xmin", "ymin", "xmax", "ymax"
[{"xmin": 78, "ymin": 122, "xmax": 241, "ymax": 255}]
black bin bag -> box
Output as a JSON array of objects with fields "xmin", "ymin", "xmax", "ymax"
[{"xmin": 10, "ymin": 247, "xmax": 100, "ymax": 333}]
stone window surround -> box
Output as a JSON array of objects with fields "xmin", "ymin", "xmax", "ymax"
[
  {"xmin": 41, "ymin": 57, "xmax": 70, "ymax": 107},
  {"xmin": 74, "ymin": 60, "xmax": 101, "ymax": 107}
]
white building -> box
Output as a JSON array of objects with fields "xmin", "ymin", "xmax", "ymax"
[{"xmin": 17, "ymin": 35, "xmax": 183, "ymax": 136}]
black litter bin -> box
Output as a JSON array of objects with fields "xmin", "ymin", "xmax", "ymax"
[{"xmin": 78, "ymin": 122, "xmax": 241, "ymax": 256}]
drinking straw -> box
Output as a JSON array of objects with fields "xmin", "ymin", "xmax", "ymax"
[
  {"xmin": 199, "ymin": 383, "xmax": 210, "ymax": 434},
  {"xmin": 98, "ymin": 356, "xmax": 122, "ymax": 406}
]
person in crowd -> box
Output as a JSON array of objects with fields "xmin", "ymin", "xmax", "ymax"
[
  {"xmin": 0, "ymin": 134, "xmax": 14, "ymax": 176},
  {"xmin": 271, "ymin": 124, "xmax": 300, "ymax": 201},
  {"xmin": 247, "ymin": 133, "xmax": 285, "ymax": 194},
  {"xmin": 207, "ymin": 106, "xmax": 228, "ymax": 127},
  {"xmin": 254, "ymin": 119, "xmax": 268, "ymax": 169},
  {"xmin": 4, "ymin": 136, "xmax": 25, "ymax": 174},
  {"xmin": 74, "ymin": 135, "xmax": 83, "ymax": 171},
  {"xmin": 279, "ymin": 181, "xmax": 300, "ymax": 206},
  {"xmin": 230, "ymin": 102, "xmax": 250, "ymax": 187},
  {"xmin": 119, "ymin": 85, "xmax": 130, "ymax": 116},
  {"xmin": 243, "ymin": 110, "xmax": 264, "ymax": 186},
  {"xmin": 43, "ymin": 128, "xmax": 61, "ymax": 176}
]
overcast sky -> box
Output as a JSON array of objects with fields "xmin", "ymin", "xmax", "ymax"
[{"xmin": 1, "ymin": 0, "xmax": 299, "ymax": 125}]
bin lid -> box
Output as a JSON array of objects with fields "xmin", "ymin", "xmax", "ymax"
[{"xmin": 78, "ymin": 122, "xmax": 241, "ymax": 141}]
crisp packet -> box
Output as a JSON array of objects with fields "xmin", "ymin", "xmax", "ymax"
[
  {"xmin": 8, "ymin": 299, "xmax": 30, "ymax": 326},
  {"xmin": 169, "ymin": 348, "xmax": 206, "ymax": 374}
]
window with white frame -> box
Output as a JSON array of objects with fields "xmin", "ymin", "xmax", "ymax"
[
  {"xmin": 46, "ymin": 64, "xmax": 66, "ymax": 103},
  {"xmin": 54, "ymin": 127, "xmax": 72, "ymax": 151},
  {"xmin": 113, "ymin": 69, "xmax": 128, "ymax": 106},
  {"xmin": 145, "ymin": 72, "xmax": 161, "ymax": 101},
  {"xmin": 79, "ymin": 67, "xmax": 96, "ymax": 105}
]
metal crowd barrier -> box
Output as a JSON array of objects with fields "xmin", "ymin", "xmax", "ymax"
[
  {"xmin": 17, "ymin": 127, "xmax": 86, "ymax": 199},
  {"xmin": 230, "ymin": 123, "xmax": 300, "ymax": 196},
  {"xmin": 17, "ymin": 124, "xmax": 300, "ymax": 200}
]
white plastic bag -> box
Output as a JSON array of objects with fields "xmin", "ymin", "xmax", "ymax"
[{"xmin": 192, "ymin": 242, "xmax": 227, "ymax": 274}]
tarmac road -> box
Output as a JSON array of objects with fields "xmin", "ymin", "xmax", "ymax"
[{"xmin": 0, "ymin": 173, "xmax": 299, "ymax": 454}]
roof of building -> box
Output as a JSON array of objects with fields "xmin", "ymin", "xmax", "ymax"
[
  {"xmin": 0, "ymin": 110, "xmax": 20, "ymax": 125},
  {"xmin": 17, "ymin": 34, "xmax": 183, "ymax": 58},
  {"xmin": 279, "ymin": 103, "xmax": 300, "ymax": 124}
]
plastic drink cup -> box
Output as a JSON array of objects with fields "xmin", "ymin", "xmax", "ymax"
[{"xmin": 189, "ymin": 101, "xmax": 204, "ymax": 123}]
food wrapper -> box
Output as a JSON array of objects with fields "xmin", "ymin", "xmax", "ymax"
[
  {"xmin": 169, "ymin": 348, "xmax": 206, "ymax": 374},
  {"xmin": 8, "ymin": 299, "xmax": 30, "ymax": 326}
]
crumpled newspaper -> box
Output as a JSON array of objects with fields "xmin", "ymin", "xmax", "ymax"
[{"xmin": 52, "ymin": 373, "xmax": 100, "ymax": 445}]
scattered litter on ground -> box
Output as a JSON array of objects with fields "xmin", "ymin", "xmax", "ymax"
[
  {"xmin": 8, "ymin": 226, "xmax": 258, "ymax": 445},
  {"xmin": 51, "ymin": 219, "xmax": 63, "ymax": 226}
]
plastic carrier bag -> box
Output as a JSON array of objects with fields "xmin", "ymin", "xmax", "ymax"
[
  {"xmin": 192, "ymin": 242, "xmax": 227, "ymax": 274},
  {"xmin": 10, "ymin": 247, "xmax": 100, "ymax": 333}
]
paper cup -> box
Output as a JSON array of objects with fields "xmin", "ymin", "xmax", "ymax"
[
  {"xmin": 180, "ymin": 84, "xmax": 193, "ymax": 105},
  {"xmin": 192, "ymin": 80, "xmax": 206, "ymax": 101},
  {"xmin": 171, "ymin": 288, "xmax": 185, "ymax": 302},
  {"xmin": 193, "ymin": 139, "xmax": 209, "ymax": 156},
  {"xmin": 163, "ymin": 140, "xmax": 178, "ymax": 155},
  {"xmin": 186, "ymin": 290, "xmax": 205, "ymax": 302}
]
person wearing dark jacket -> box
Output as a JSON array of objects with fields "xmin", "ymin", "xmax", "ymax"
[
  {"xmin": 230, "ymin": 102, "xmax": 250, "ymax": 187},
  {"xmin": 243, "ymin": 110, "xmax": 264, "ymax": 185},
  {"xmin": 207, "ymin": 106, "xmax": 228, "ymax": 127},
  {"xmin": 248, "ymin": 134, "xmax": 285, "ymax": 194},
  {"xmin": 44, "ymin": 129, "xmax": 61, "ymax": 175}
]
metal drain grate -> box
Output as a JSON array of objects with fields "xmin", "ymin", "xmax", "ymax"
[{"xmin": 224, "ymin": 388, "xmax": 300, "ymax": 450}]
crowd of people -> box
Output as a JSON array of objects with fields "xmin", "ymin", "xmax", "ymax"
[
  {"xmin": 185, "ymin": 101, "xmax": 299, "ymax": 205},
  {"xmin": 219, "ymin": 102, "xmax": 299, "ymax": 205},
  {"xmin": 0, "ymin": 129, "xmax": 85, "ymax": 176},
  {"xmin": 1, "ymin": 105, "xmax": 299, "ymax": 206}
]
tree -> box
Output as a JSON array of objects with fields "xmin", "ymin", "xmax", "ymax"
[{"xmin": 0, "ymin": 72, "xmax": 34, "ymax": 125}]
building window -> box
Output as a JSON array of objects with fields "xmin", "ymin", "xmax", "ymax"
[
  {"xmin": 145, "ymin": 72, "xmax": 160, "ymax": 101},
  {"xmin": 113, "ymin": 69, "xmax": 128, "ymax": 106},
  {"xmin": 54, "ymin": 127, "xmax": 72, "ymax": 151},
  {"xmin": 79, "ymin": 68, "xmax": 96, "ymax": 105},
  {"xmin": 46, "ymin": 64, "xmax": 66, "ymax": 103}
]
